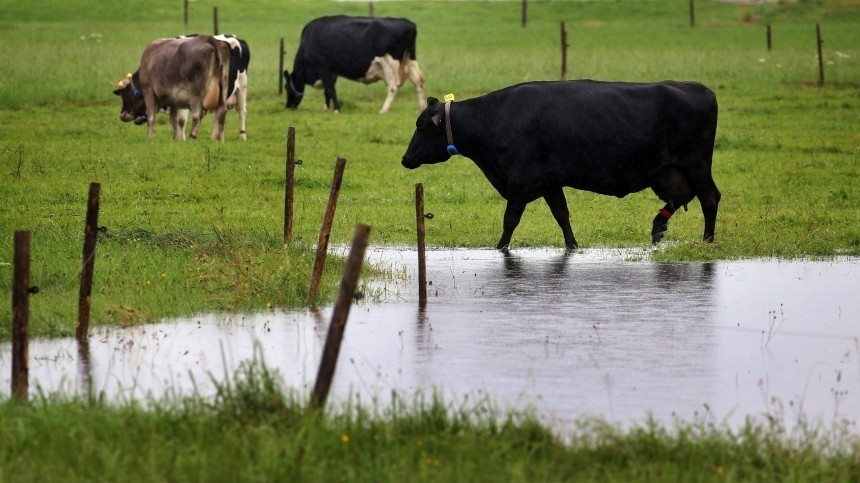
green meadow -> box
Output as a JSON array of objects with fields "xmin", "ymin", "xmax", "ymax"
[{"xmin": 1, "ymin": 1, "xmax": 859, "ymax": 479}]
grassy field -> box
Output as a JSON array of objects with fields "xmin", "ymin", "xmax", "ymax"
[
  {"xmin": 1, "ymin": 0, "xmax": 859, "ymax": 337},
  {"xmin": 0, "ymin": 0, "xmax": 860, "ymax": 339},
  {"xmin": 0, "ymin": 359, "xmax": 857, "ymax": 482},
  {"xmin": 1, "ymin": 0, "xmax": 859, "ymax": 478}
]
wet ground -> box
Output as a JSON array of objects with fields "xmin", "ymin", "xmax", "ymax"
[{"xmin": 2, "ymin": 248, "xmax": 858, "ymax": 434}]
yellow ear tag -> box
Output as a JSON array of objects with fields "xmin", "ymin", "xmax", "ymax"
[
  {"xmin": 443, "ymin": 93, "xmax": 455, "ymax": 102},
  {"xmin": 126, "ymin": 73, "xmax": 132, "ymax": 78}
]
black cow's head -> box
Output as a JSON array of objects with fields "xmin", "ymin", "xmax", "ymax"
[
  {"xmin": 113, "ymin": 72, "xmax": 147, "ymax": 125},
  {"xmin": 283, "ymin": 70, "xmax": 305, "ymax": 109},
  {"xmin": 401, "ymin": 97, "xmax": 453, "ymax": 169}
]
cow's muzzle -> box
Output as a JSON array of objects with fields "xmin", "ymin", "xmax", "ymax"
[{"xmin": 401, "ymin": 157, "xmax": 420, "ymax": 170}]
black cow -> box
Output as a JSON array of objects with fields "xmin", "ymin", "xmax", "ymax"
[
  {"xmin": 284, "ymin": 15, "xmax": 426, "ymax": 114},
  {"xmin": 401, "ymin": 80, "xmax": 721, "ymax": 249}
]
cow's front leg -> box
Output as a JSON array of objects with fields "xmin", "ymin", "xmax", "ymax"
[
  {"xmin": 320, "ymin": 73, "xmax": 340, "ymax": 113},
  {"xmin": 543, "ymin": 189, "xmax": 578, "ymax": 250},
  {"xmin": 143, "ymin": 95, "xmax": 157, "ymax": 138},
  {"xmin": 497, "ymin": 200, "xmax": 526, "ymax": 250}
]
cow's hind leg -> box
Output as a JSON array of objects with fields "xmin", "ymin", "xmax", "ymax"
[
  {"xmin": 404, "ymin": 59, "xmax": 426, "ymax": 111},
  {"xmin": 497, "ymin": 200, "xmax": 527, "ymax": 250},
  {"xmin": 650, "ymin": 167, "xmax": 695, "ymax": 244},
  {"xmin": 169, "ymin": 108, "xmax": 188, "ymax": 141},
  {"xmin": 697, "ymin": 177, "xmax": 721, "ymax": 243},
  {"xmin": 236, "ymin": 72, "xmax": 248, "ymax": 140},
  {"xmin": 211, "ymin": 107, "xmax": 228, "ymax": 141},
  {"xmin": 376, "ymin": 55, "xmax": 400, "ymax": 114},
  {"xmin": 544, "ymin": 188, "xmax": 578, "ymax": 250}
]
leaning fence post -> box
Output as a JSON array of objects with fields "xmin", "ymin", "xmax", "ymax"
[
  {"xmin": 77, "ymin": 182, "xmax": 101, "ymax": 340},
  {"xmin": 816, "ymin": 23, "xmax": 825, "ymax": 86},
  {"xmin": 12, "ymin": 231, "xmax": 32, "ymax": 401},
  {"xmin": 415, "ymin": 184, "xmax": 428, "ymax": 306},
  {"xmin": 311, "ymin": 224, "xmax": 371, "ymax": 409},
  {"xmin": 284, "ymin": 127, "xmax": 296, "ymax": 244},
  {"xmin": 307, "ymin": 158, "xmax": 347, "ymax": 304}
]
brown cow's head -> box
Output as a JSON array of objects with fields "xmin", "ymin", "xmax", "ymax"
[
  {"xmin": 401, "ymin": 97, "xmax": 453, "ymax": 169},
  {"xmin": 113, "ymin": 72, "xmax": 147, "ymax": 125}
]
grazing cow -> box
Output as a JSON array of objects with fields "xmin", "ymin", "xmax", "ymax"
[
  {"xmin": 401, "ymin": 80, "xmax": 721, "ymax": 249},
  {"xmin": 113, "ymin": 34, "xmax": 250, "ymax": 140},
  {"xmin": 283, "ymin": 15, "xmax": 425, "ymax": 114},
  {"xmin": 168, "ymin": 35, "xmax": 251, "ymax": 140}
]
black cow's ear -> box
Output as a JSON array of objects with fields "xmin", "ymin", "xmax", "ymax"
[
  {"xmin": 113, "ymin": 88, "xmax": 123, "ymax": 96},
  {"xmin": 431, "ymin": 113, "xmax": 442, "ymax": 127},
  {"xmin": 283, "ymin": 70, "xmax": 290, "ymax": 80},
  {"xmin": 427, "ymin": 97, "xmax": 439, "ymax": 107}
]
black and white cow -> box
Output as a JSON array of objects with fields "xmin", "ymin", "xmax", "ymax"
[
  {"xmin": 114, "ymin": 34, "xmax": 250, "ymax": 140},
  {"xmin": 401, "ymin": 80, "xmax": 721, "ymax": 249},
  {"xmin": 284, "ymin": 15, "xmax": 425, "ymax": 114}
]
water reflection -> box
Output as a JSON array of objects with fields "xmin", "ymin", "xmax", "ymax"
[{"xmin": 1, "ymin": 249, "xmax": 858, "ymax": 435}]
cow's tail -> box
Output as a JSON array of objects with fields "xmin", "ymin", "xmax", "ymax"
[
  {"xmin": 213, "ymin": 39, "xmax": 232, "ymax": 106},
  {"xmin": 406, "ymin": 24, "xmax": 418, "ymax": 61}
]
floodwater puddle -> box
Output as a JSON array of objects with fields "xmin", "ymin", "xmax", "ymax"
[{"xmin": 2, "ymin": 248, "xmax": 858, "ymax": 434}]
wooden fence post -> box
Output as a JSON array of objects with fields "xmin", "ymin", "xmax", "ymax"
[
  {"xmin": 311, "ymin": 224, "xmax": 371, "ymax": 409},
  {"xmin": 767, "ymin": 24, "xmax": 772, "ymax": 51},
  {"xmin": 521, "ymin": 0, "xmax": 527, "ymax": 28},
  {"xmin": 689, "ymin": 0, "xmax": 695, "ymax": 27},
  {"xmin": 278, "ymin": 38, "xmax": 285, "ymax": 95},
  {"xmin": 415, "ymin": 184, "xmax": 428, "ymax": 306},
  {"xmin": 213, "ymin": 6, "xmax": 219, "ymax": 35},
  {"xmin": 77, "ymin": 182, "xmax": 101, "ymax": 340},
  {"xmin": 307, "ymin": 158, "xmax": 347, "ymax": 304},
  {"xmin": 284, "ymin": 127, "xmax": 296, "ymax": 244},
  {"xmin": 816, "ymin": 23, "xmax": 825, "ymax": 86},
  {"xmin": 369, "ymin": 1, "xmax": 374, "ymax": 18},
  {"xmin": 183, "ymin": 0, "xmax": 189, "ymax": 27},
  {"xmin": 12, "ymin": 231, "xmax": 32, "ymax": 401},
  {"xmin": 560, "ymin": 22, "xmax": 569, "ymax": 81}
]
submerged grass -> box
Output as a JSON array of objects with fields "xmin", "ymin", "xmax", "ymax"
[{"xmin": 0, "ymin": 358, "xmax": 857, "ymax": 482}]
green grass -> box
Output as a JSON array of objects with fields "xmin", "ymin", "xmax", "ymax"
[
  {"xmin": 1, "ymin": 0, "xmax": 859, "ymax": 333},
  {"xmin": 1, "ymin": 358, "xmax": 857, "ymax": 482},
  {"xmin": 5, "ymin": 2, "xmax": 860, "ymax": 476}
]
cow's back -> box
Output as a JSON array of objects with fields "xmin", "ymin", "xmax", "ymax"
[
  {"xmin": 138, "ymin": 36, "xmax": 227, "ymax": 110},
  {"xmin": 463, "ymin": 80, "xmax": 717, "ymax": 198},
  {"xmin": 297, "ymin": 15, "xmax": 418, "ymax": 80}
]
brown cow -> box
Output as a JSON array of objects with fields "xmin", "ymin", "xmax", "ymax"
[{"xmin": 114, "ymin": 35, "xmax": 243, "ymax": 141}]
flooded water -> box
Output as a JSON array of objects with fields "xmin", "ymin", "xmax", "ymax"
[{"xmin": 2, "ymin": 248, "xmax": 858, "ymax": 435}]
